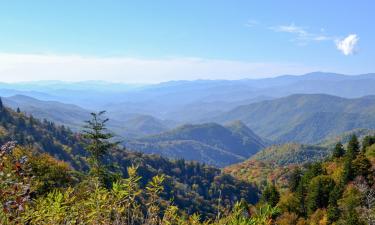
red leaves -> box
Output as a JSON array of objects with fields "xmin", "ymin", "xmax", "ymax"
[{"xmin": 0, "ymin": 142, "xmax": 33, "ymax": 220}]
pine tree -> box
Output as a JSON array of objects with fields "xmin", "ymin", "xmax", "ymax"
[
  {"xmin": 295, "ymin": 181, "xmax": 307, "ymax": 217},
  {"xmin": 341, "ymin": 157, "xmax": 353, "ymax": 184},
  {"xmin": 346, "ymin": 134, "xmax": 360, "ymax": 159},
  {"xmin": 289, "ymin": 168, "xmax": 302, "ymax": 192},
  {"xmin": 332, "ymin": 142, "xmax": 345, "ymax": 158},
  {"xmin": 327, "ymin": 184, "xmax": 343, "ymax": 223},
  {"xmin": 82, "ymin": 111, "xmax": 118, "ymax": 184},
  {"xmin": 306, "ymin": 176, "xmax": 335, "ymax": 215},
  {"xmin": 262, "ymin": 183, "xmax": 280, "ymax": 207},
  {"xmin": 16, "ymin": 107, "xmax": 21, "ymax": 113},
  {"xmin": 362, "ymin": 135, "xmax": 375, "ymax": 152}
]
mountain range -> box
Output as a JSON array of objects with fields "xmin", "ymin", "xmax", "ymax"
[
  {"xmin": 2, "ymin": 72, "xmax": 375, "ymax": 167},
  {"xmin": 214, "ymin": 94, "xmax": 375, "ymax": 143},
  {"xmin": 2, "ymin": 72, "xmax": 375, "ymax": 121}
]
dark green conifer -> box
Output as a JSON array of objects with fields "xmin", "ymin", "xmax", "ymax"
[
  {"xmin": 362, "ymin": 135, "xmax": 375, "ymax": 152},
  {"xmin": 82, "ymin": 111, "xmax": 118, "ymax": 185},
  {"xmin": 326, "ymin": 184, "xmax": 343, "ymax": 223},
  {"xmin": 289, "ymin": 168, "xmax": 302, "ymax": 192},
  {"xmin": 346, "ymin": 134, "xmax": 360, "ymax": 159},
  {"xmin": 306, "ymin": 176, "xmax": 335, "ymax": 215},
  {"xmin": 341, "ymin": 158, "xmax": 353, "ymax": 184},
  {"xmin": 332, "ymin": 142, "xmax": 345, "ymax": 158},
  {"xmin": 261, "ymin": 183, "xmax": 280, "ymax": 207}
]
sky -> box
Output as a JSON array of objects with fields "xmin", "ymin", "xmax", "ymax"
[{"xmin": 0, "ymin": 0, "xmax": 374, "ymax": 83}]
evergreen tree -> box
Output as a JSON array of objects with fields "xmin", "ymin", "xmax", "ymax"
[
  {"xmin": 16, "ymin": 107, "xmax": 21, "ymax": 113},
  {"xmin": 289, "ymin": 168, "xmax": 302, "ymax": 192},
  {"xmin": 341, "ymin": 157, "xmax": 353, "ymax": 184},
  {"xmin": 82, "ymin": 111, "xmax": 118, "ymax": 184},
  {"xmin": 362, "ymin": 135, "xmax": 375, "ymax": 152},
  {"xmin": 352, "ymin": 153, "xmax": 372, "ymax": 179},
  {"xmin": 306, "ymin": 176, "xmax": 335, "ymax": 215},
  {"xmin": 332, "ymin": 142, "xmax": 345, "ymax": 158},
  {"xmin": 295, "ymin": 181, "xmax": 307, "ymax": 217},
  {"xmin": 326, "ymin": 184, "xmax": 343, "ymax": 223},
  {"xmin": 346, "ymin": 134, "xmax": 360, "ymax": 159},
  {"xmin": 262, "ymin": 183, "xmax": 280, "ymax": 207}
]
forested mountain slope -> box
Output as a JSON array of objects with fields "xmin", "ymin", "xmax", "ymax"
[
  {"xmin": 0, "ymin": 100, "xmax": 259, "ymax": 218},
  {"xmin": 126, "ymin": 121, "xmax": 268, "ymax": 167},
  {"xmin": 215, "ymin": 94, "xmax": 375, "ymax": 143}
]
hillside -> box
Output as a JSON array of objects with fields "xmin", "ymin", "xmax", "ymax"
[
  {"xmin": 0, "ymin": 98, "xmax": 87, "ymax": 169},
  {"xmin": 3, "ymin": 94, "xmax": 91, "ymax": 129},
  {"xmin": 126, "ymin": 121, "xmax": 268, "ymax": 167},
  {"xmin": 0, "ymin": 102, "xmax": 259, "ymax": 218},
  {"xmin": 251, "ymin": 143, "xmax": 328, "ymax": 166},
  {"xmin": 233, "ymin": 129, "xmax": 375, "ymax": 169},
  {"xmin": 215, "ymin": 94, "xmax": 375, "ymax": 143},
  {"xmin": 2, "ymin": 95, "xmax": 174, "ymax": 138},
  {"xmin": 225, "ymin": 129, "xmax": 375, "ymax": 188}
]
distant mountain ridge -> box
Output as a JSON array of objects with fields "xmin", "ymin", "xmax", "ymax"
[
  {"xmin": 215, "ymin": 94, "xmax": 375, "ymax": 143},
  {"xmin": 1, "ymin": 95, "xmax": 174, "ymax": 138},
  {"xmin": 2, "ymin": 72, "xmax": 375, "ymax": 122}
]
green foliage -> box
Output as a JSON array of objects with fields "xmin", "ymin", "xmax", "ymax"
[
  {"xmin": 0, "ymin": 144, "xmax": 274, "ymax": 225},
  {"xmin": 347, "ymin": 134, "xmax": 360, "ymax": 159},
  {"xmin": 352, "ymin": 153, "xmax": 372, "ymax": 180},
  {"xmin": 82, "ymin": 111, "xmax": 118, "ymax": 183},
  {"xmin": 306, "ymin": 175, "xmax": 335, "ymax": 215},
  {"xmin": 261, "ymin": 184, "xmax": 280, "ymax": 207},
  {"xmin": 251, "ymin": 134, "xmax": 375, "ymax": 224},
  {"xmin": 326, "ymin": 184, "xmax": 343, "ymax": 223},
  {"xmin": 341, "ymin": 157, "xmax": 354, "ymax": 184},
  {"xmin": 288, "ymin": 168, "xmax": 302, "ymax": 192},
  {"xmin": 126, "ymin": 122, "xmax": 267, "ymax": 167},
  {"xmin": 217, "ymin": 94, "xmax": 375, "ymax": 144},
  {"xmin": 362, "ymin": 135, "xmax": 375, "ymax": 152},
  {"xmin": 0, "ymin": 107, "xmax": 261, "ymax": 222},
  {"xmin": 0, "ymin": 105, "xmax": 86, "ymax": 170},
  {"xmin": 332, "ymin": 142, "xmax": 345, "ymax": 158},
  {"xmin": 251, "ymin": 143, "xmax": 328, "ymax": 166}
]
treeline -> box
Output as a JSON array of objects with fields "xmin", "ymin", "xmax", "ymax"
[{"xmin": 260, "ymin": 134, "xmax": 375, "ymax": 224}]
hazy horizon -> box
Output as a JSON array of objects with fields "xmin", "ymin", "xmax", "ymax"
[{"xmin": 1, "ymin": 71, "xmax": 374, "ymax": 84}]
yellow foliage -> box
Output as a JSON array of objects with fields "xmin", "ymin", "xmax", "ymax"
[{"xmin": 308, "ymin": 209, "xmax": 327, "ymax": 225}]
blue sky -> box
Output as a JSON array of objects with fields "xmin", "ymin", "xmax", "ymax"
[{"xmin": 0, "ymin": 0, "xmax": 374, "ymax": 82}]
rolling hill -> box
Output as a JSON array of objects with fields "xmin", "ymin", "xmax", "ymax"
[
  {"xmin": 224, "ymin": 128, "xmax": 375, "ymax": 189},
  {"xmin": 1, "ymin": 95, "xmax": 174, "ymax": 138},
  {"xmin": 2, "ymin": 95, "xmax": 91, "ymax": 129},
  {"xmin": 215, "ymin": 94, "xmax": 375, "ymax": 143},
  {"xmin": 126, "ymin": 121, "xmax": 268, "ymax": 167}
]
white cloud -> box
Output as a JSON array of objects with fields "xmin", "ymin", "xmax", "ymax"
[
  {"xmin": 271, "ymin": 24, "xmax": 308, "ymax": 36},
  {"xmin": 0, "ymin": 53, "xmax": 318, "ymax": 83},
  {"xmin": 335, "ymin": 34, "xmax": 359, "ymax": 56},
  {"xmin": 270, "ymin": 24, "xmax": 333, "ymax": 44},
  {"xmin": 269, "ymin": 23, "xmax": 359, "ymax": 55}
]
